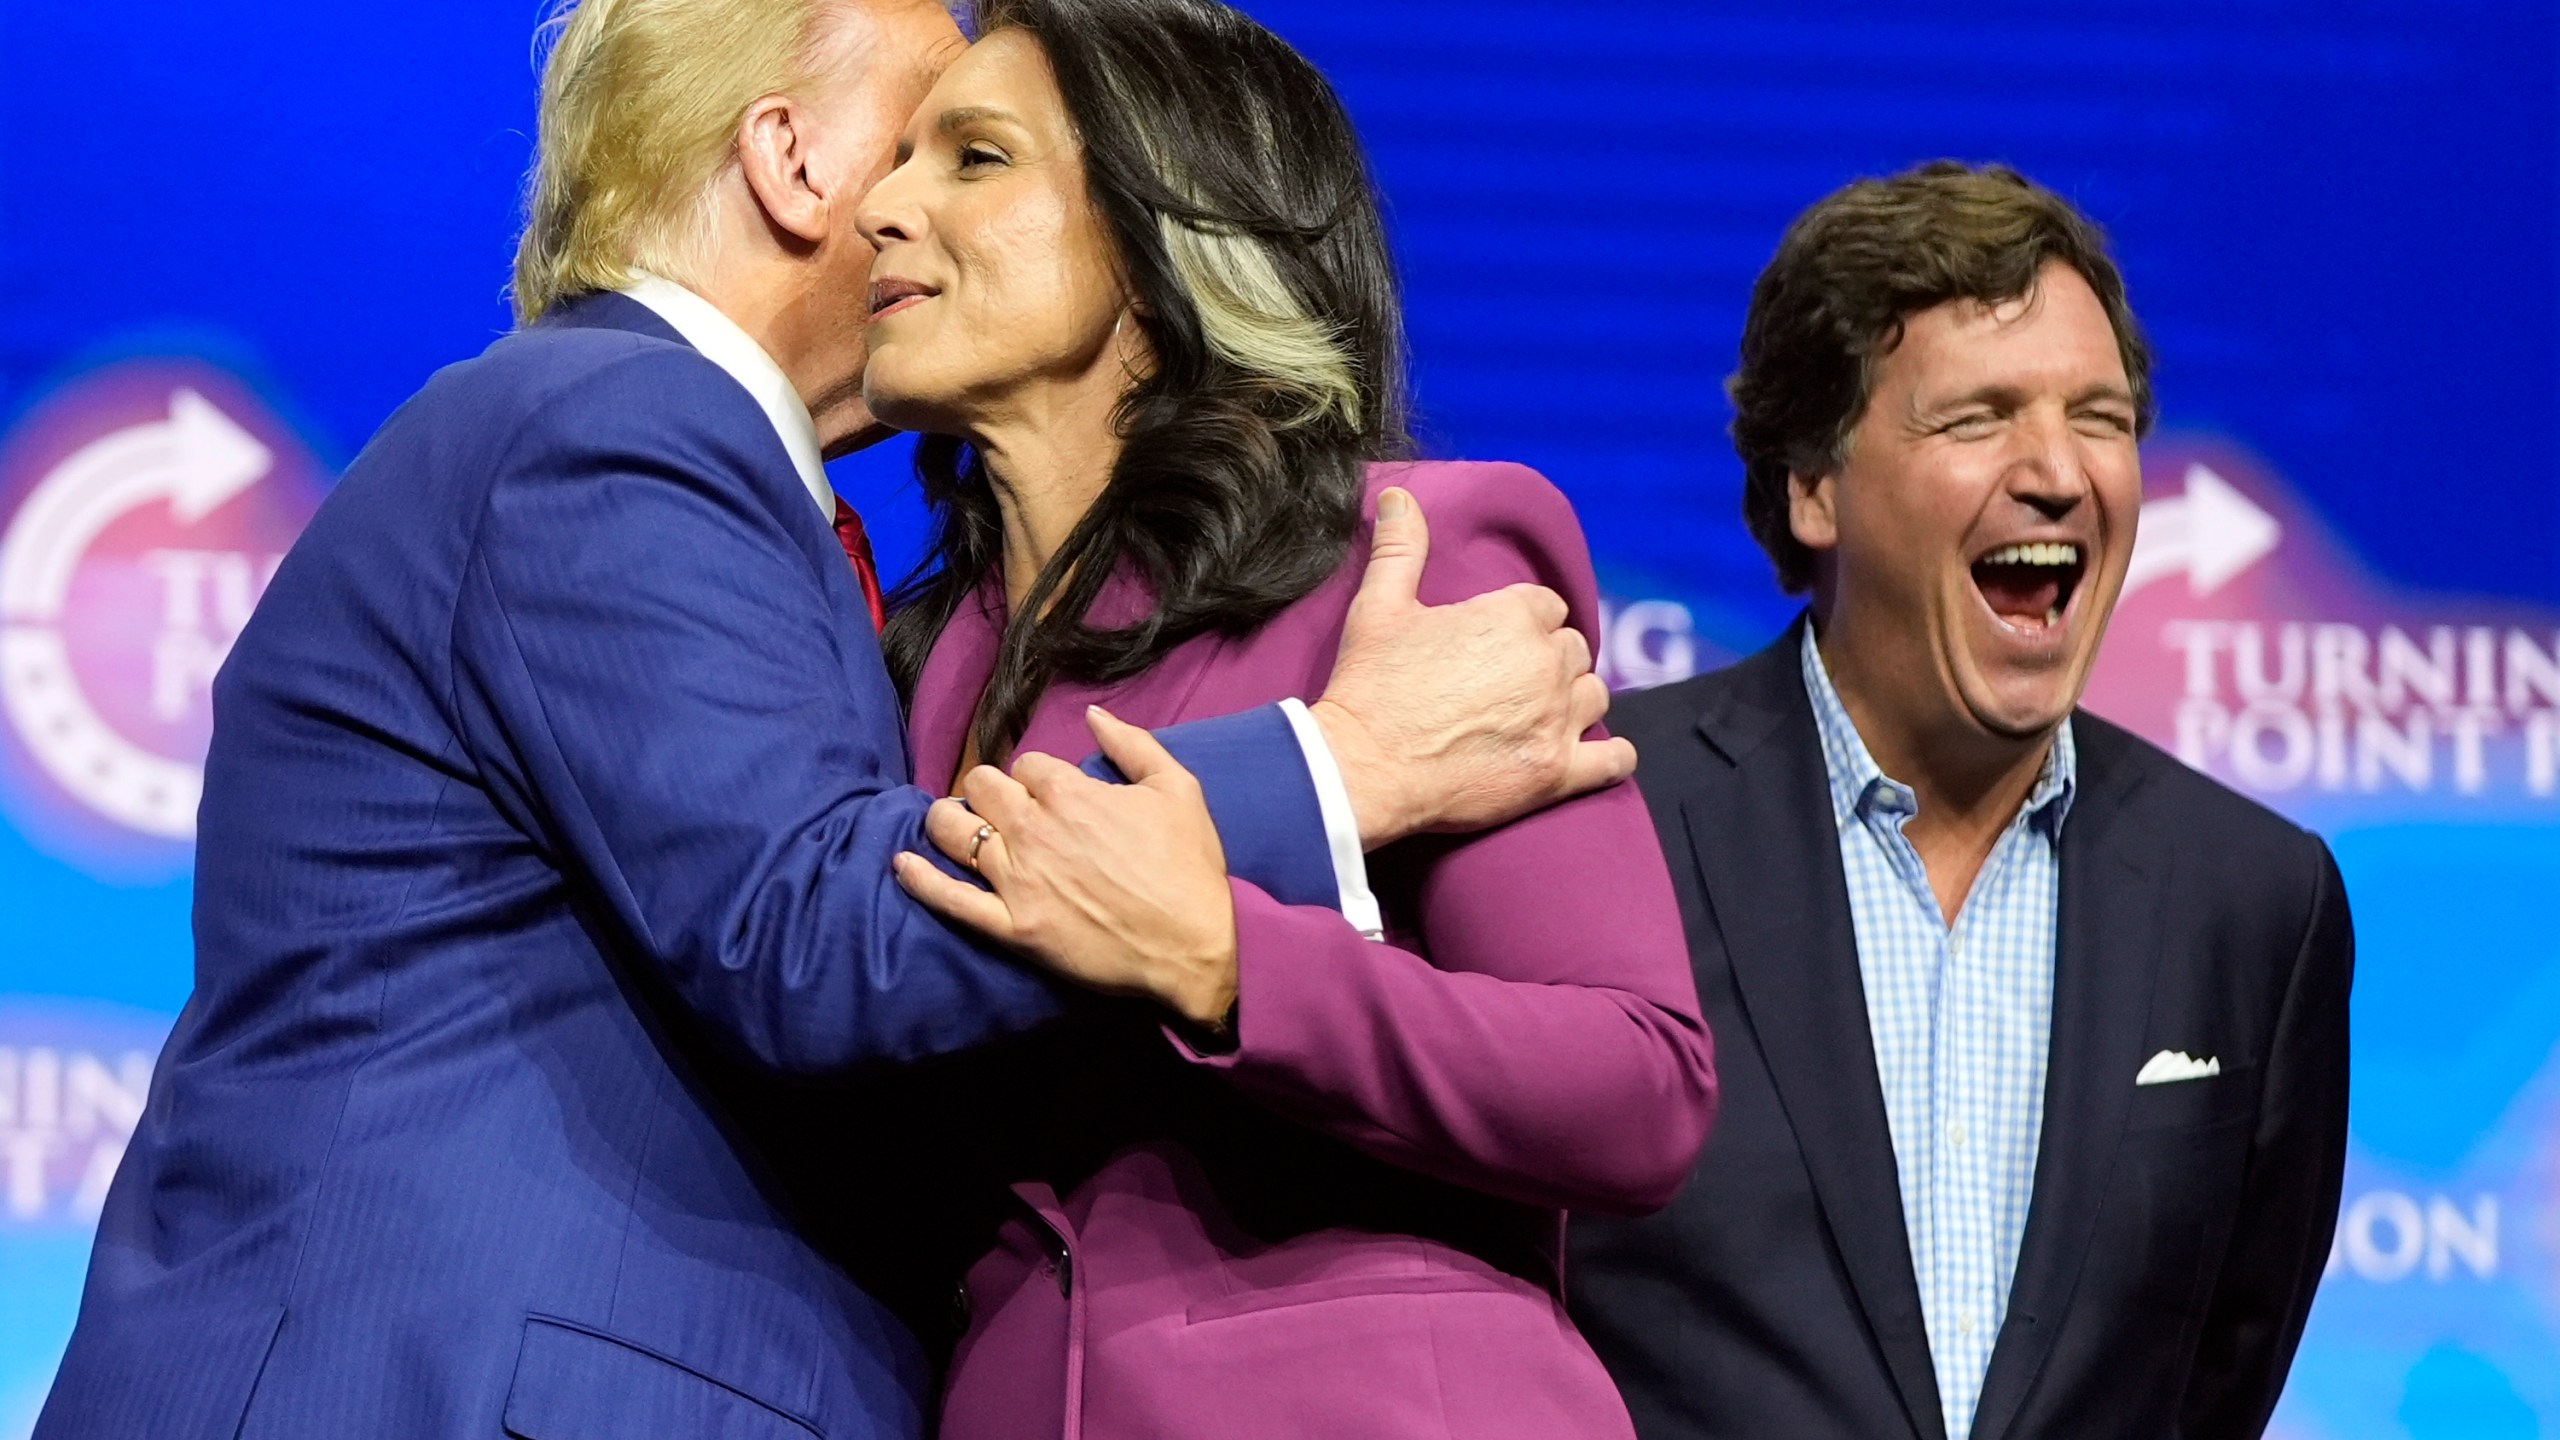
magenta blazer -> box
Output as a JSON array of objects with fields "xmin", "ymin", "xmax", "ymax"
[{"xmin": 911, "ymin": 462, "xmax": 1717, "ymax": 1440}]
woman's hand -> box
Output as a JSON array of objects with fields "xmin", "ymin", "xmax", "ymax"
[{"xmin": 893, "ymin": 706, "xmax": 1241, "ymax": 1031}]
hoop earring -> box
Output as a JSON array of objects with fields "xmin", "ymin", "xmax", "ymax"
[{"xmin": 1114, "ymin": 309, "xmax": 1147, "ymax": 383}]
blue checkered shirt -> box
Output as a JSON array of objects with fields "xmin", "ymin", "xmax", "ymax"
[{"xmin": 1800, "ymin": 627, "xmax": 2075, "ymax": 1440}]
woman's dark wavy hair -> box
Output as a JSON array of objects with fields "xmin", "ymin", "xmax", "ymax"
[{"xmin": 880, "ymin": 0, "xmax": 1410, "ymax": 763}]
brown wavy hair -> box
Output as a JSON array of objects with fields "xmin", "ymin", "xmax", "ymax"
[{"xmin": 1730, "ymin": 160, "xmax": 2156, "ymax": 593}]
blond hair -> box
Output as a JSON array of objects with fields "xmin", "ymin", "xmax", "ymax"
[
  {"xmin": 1158, "ymin": 216, "xmax": 1363, "ymax": 433},
  {"xmin": 1081, "ymin": 39, "xmax": 1362, "ymax": 432},
  {"xmin": 511, "ymin": 0, "xmax": 841, "ymax": 324}
]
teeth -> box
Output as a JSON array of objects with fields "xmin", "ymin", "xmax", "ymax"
[
  {"xmin": 2046, "ymin": 607, "xmax": 2062, "ymax": 626},
  {"xmin": 1980, "ymin": 542, "xmax": 2081, "ymax": 568}
]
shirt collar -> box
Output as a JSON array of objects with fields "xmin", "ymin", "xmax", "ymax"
[
  {"xmin": 617, "ymin": 272, "xmax": 833, "ymax": 519},
  {"xmin": 1798, "ymin": 620, "xmax": 2078, "ymax": 838}
]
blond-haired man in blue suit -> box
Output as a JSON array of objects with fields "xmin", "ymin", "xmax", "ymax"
[{"xmin": 36, "ymin": 4, "xmax": 1625, "ymax": 1435}]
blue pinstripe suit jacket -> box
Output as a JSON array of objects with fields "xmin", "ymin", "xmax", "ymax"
[{"xmin": 35, "ymin": 294, "xmax": 1336, "ymax": 1440}]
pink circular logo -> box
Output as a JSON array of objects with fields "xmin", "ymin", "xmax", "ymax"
[{"xmin": 0, "ymin": 360, "xmax": 329, "ymax": 880}]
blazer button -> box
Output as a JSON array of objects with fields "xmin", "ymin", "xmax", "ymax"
[{"xmin": 1046, "ymin": 1236, "xmax": 1074, "ymax": 1297}]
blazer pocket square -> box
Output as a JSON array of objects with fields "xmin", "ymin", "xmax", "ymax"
[{"xmin": 2136, "ymin": 1049, "xmax": 2221, "ymax": 1086}]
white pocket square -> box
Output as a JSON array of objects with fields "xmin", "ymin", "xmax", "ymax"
[{"xmin": 2136, "ymin": 1050, "xmax": 2221, "ymax": 1086}]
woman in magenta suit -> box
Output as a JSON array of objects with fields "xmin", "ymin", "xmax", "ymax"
[{"xmin": 856, "ymin": 0, "xmax": 1716, "ymax": 1434}]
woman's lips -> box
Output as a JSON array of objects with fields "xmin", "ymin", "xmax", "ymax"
[{"xmin": 867, "ymin": 278, "xmax": 936, "ymax": 322}]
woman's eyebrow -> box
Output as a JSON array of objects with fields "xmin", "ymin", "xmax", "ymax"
[{"xmin": 937, "ymin": 105, "xmax": 1023, "ymax": 135}]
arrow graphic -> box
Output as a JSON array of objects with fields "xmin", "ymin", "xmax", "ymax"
[
  {"xmin": 0, "ymin": 389, "xmax": 272, "ymax": 838},
  {"xmin": 0, "ymin": 389, "xmax": 270, "ymax": 620},
  {"xmin": 2121, "ymin": 462, "xmax": 2281, "ymax": 600}
]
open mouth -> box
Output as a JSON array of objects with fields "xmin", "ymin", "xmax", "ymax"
[
  {"xmin": 868, "ymin": 278, "xmax": 936, "ymax": 320},
  {"xmin": 1970, "ymin": 541, "xmax": 2087, "ymax": 632}
]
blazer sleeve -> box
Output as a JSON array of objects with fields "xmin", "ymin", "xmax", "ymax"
[
  {"xmin": 1092, "ymin": 705, "xmax": 1346, "ymax": 913},
  {"xmin": 449, "ymin": 350, "xmax": 1064, "ymax": 1073},
  {"xmin": 2180, "ymin": 835, "xmax": 2354, "ymax": 1439},
  {"xmin": 1176, "ymin": 463, "xmax": 1719, "ymax": 1216}
]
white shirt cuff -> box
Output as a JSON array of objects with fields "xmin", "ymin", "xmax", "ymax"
[{"xmin": 1277, "ymin": 698, "xmax": 1385, "ymax": 941}]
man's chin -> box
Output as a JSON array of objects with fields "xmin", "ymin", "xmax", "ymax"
[{"xmin": 1960, "ymin": 680, "xmax": 2082, "ymax": 747}]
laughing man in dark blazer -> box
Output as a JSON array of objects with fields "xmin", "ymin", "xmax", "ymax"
[{"xmin": 1568, "ymin": 162, "xmax": 2353, "ymax": 1440}]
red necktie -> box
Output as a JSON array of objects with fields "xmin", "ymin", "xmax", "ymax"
[{"xmin": 832, "ymin": 498, "xmax": 889, "ymax": 634}]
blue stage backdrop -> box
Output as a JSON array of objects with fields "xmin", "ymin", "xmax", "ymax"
[{"xmin": 3, "ymin": 2, "xmax": 2556, "ymax": 1433}]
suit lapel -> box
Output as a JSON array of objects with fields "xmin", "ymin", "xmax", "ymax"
[
  {"xmin": 1016, "ymin": 571, "xmax": 1224, "ymax": 759},
  {"xmin": 909, "ymin": 583, "xmax": 1003, "ymax": 794},
  {"xmin": 1681, "ymin": 627, "xmax": 1946, "ymax": 1440},
  {"xmin": 911, "ymin": 568, "xmax": 1227, "ymax": 783},
  {"xmin": 1968, "ymin": 717, "xmax": 2167, "ymax": 1440}
]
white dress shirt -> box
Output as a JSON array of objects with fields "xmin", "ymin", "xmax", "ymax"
[{"xmin": 616, "ymin": 273, "xmax": 1381, "ymax": 938}]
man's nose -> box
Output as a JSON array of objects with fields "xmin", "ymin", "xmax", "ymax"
[{"xmin": 2007, "ymin": 406, "xmax": 2091, "ymax": 519}]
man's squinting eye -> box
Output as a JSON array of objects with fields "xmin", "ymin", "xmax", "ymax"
[
  {"xmin": 2074, "ymin": 407, "xmax": 2137, "ymax": 437},
  {"xmin": 1940, "ymin": 411, "xmax": 2001, "ymax": 439}
]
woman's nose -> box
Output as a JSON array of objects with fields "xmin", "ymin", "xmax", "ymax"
[{"xmin": 855, "ymin": 165, "xmax": 922, "ymax": 250}]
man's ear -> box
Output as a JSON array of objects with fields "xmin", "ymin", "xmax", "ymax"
[
  {"xmin": 737, "ymin": 94, "xmax": 828, "ymax": 247},
  {"xmin": 1788, "ymin": 470, "xmax": 1841, "ymax": 554}
]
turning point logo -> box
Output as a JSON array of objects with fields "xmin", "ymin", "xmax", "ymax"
[
  {"xmin": 2086, "ymin": 437, "xmax": 2560, "ymax": 816},
  {"xmin": 0, "ymin": 360, "xmax": 328, "ymax": 878}
]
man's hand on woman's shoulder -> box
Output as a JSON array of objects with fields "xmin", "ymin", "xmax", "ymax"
[
  {"xmin": 1312, "ymin": 484, "xmax": 1636, "ymax": 848},
  {"xmin": 886, "ymin": 483, "xmax": 1636, "ymax": 1025}
]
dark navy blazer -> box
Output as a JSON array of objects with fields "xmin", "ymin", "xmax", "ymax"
[
  {"xmin": 1569, "ymin": 626, "xmax": 2351, "ymax": 1440},
  {"xmin": 35, "ymin": 294, "xmax": 1338, "ymax": 1440}
]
